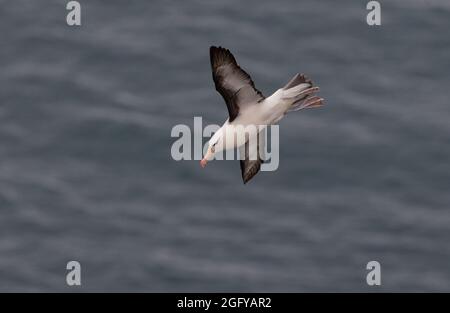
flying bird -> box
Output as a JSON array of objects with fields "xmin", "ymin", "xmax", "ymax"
[{"xmin": 201, "ymin": 46, "xmax": 324, "ymax": 183}]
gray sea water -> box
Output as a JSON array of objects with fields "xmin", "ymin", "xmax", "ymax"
[{"xmin": 0, "ymin": 0, "xmax": 449, "ymax": 292}]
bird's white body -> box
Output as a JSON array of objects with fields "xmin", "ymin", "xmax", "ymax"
[
  {"xmin": 211, "ymin": 83, "xmax": 314, "ymax": 152},
  {"xmin": 203, "ymin": 46, "xmax": 323, "ymax": 183}
]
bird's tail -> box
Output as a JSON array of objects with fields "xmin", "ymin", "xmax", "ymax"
[{"xmin": 282, "ymin": 74, "xmax": 324, "ymax": 112}]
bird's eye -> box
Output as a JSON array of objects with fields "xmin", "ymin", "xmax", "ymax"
[{"xmin": 211, "ymin": 145, "xmax": 215, "ymax": 153}]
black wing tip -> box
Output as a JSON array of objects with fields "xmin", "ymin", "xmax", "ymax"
[
  {"xmin": 241, "ymin": 171, "xmax": 258, "ymax": 184},
  {"xmin": 210, "ymin": 46, "xmax": 236, "ymax": 69},
  {"xmin": 209, "ymin": 45, "xmax": 227, "ymax": 53},
  {"xmin": 241, "ymin": 162, "xmax": 262, "ymax": 184}
]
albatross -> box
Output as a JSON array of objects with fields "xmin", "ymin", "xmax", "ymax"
[{"xmin": 201, "ymin": 46, "xmax": 324, "ymax": 183}]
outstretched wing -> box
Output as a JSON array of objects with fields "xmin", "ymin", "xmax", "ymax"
[
  {"xmin": 210, "ymin": 46, "xmax": 264, "ymax": 122},
  {"xmin": 239, "ymin": 130, "xmax": 265, "ymax": 184}
]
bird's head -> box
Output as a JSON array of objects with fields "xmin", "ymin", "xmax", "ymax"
[{"xmin": 200, "ymin": 128, "xmax": 225, "ymax": 168}]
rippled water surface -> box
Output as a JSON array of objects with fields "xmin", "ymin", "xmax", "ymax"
[{"xmin": 0, "ymin": 0, "xmax": 449, "ymax": 291}]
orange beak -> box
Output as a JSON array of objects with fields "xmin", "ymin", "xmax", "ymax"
[{"xmin": 200, "ymin": 146, "xmax": 214, "ymax": 168}]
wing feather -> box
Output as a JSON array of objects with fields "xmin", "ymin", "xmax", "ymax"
[
  {"xmin": 239, "ymin": 131, "xmax": 265, "ymax": 184},
  {"xmin": 210, "ymin": 46, "xmax": 264, "ymax": 122}
]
